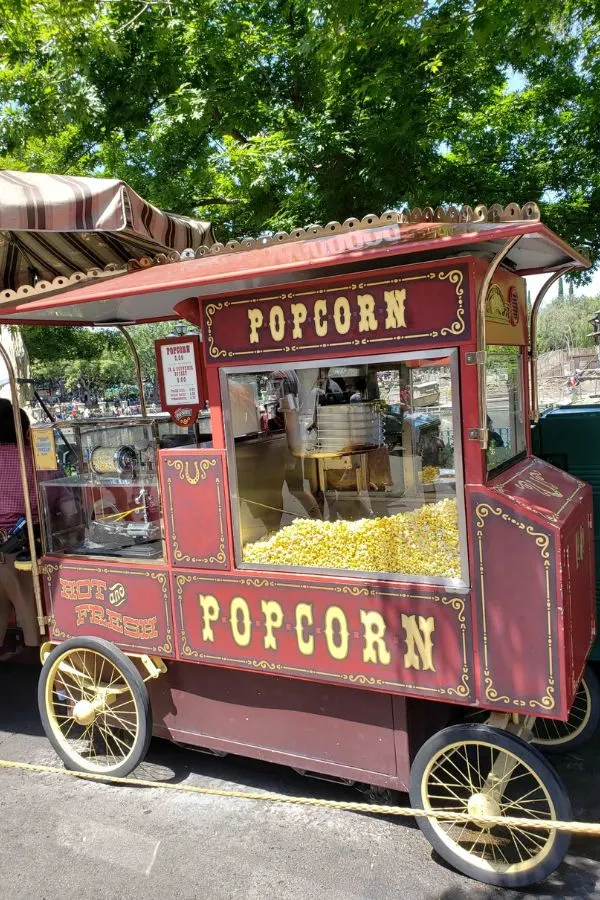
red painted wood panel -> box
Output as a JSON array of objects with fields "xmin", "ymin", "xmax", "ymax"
[
  {"xmin": 149, "ymin": 661, "xmax": 403, "ymax": 785},
  {"xmin": 160, "ymin": 448, "xmax": 231, "ymax": 570},
  {"xmin": 202, "ymin": 259, "xmax": 471, "ymax": 366},
  {"xmin": 43, "ymin": 558, "xmax": 175, "ymax": 657},
  {"xmin": 172, "ymin": 570, "xmax": 474, "ymax": 703},
  {"xmin": 469, "ymin": 458, "xmax": 595, "ymax": 719}
]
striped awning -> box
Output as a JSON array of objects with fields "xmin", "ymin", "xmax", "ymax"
[{"xmin": 0, "ymin": 170, "xmax": 214, "ymax": 302}]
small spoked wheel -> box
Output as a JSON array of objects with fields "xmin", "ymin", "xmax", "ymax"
[
  {"xmin": 531, "ymin": 665, "xmax": 600, "ymax": 753},
  {"xmin": 38, "ymin": 637, "xmax": 152, "ymax": 778},
  {"xmin": 409, "ymin": 724, "xmax": 571, "ymax": 888}
]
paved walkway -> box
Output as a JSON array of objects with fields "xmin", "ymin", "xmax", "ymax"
[{"xmin": 1, "ymin": 661, "xmax": 599, "ymax": 899}]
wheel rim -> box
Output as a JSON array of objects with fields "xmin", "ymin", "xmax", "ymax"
[
  {"xmin": 532, "ymin": 679, "xmax": 591, "ymax": 746},
  {"xmin": 44, "ymin": 648, "xmax": 141, "ymax": 773},
  {"xmin": 421, "ymin": 739, "xmax": 557, "ymax": 875}
]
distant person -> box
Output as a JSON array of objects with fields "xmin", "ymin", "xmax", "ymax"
[
  {"xmin": 350, "ymin": 376, "xmax": 368, "ymax": 403},
  {"xmin": 487, "ymin": 415, "xmax": 504, "ymax": 449},
  {"xmin": 0, "ymin": 400, "xmax": 40, "ymax": 657}
]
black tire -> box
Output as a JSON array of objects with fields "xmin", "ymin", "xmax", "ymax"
[
  {"xmin": 409, "ymin": 723, "xmax": 571, "ymax": 888},
  {"xmin": 532, "ymin": 665, "xmax": 600, "ymax": 754},
  {"xmin": 38, "ymin": 636, "xmax": 152, "ymax": 778}
]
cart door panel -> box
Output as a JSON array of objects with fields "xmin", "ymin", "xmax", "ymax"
[
  {"xmin": 149, "ymin": 661, "xmax": 401, "ymax": 783},
  {"xmin": 42, "ymin": 559, "xmax": 175, "ymax": 657},
  {"xmin": 160, "ymin": 448, "xmax": 231, "ymax": 570},
  {"xmin": 469, "ymin": 457, "xmax": 595, "ymax": 718}
]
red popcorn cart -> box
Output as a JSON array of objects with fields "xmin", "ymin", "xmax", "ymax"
[{"xmin": 0, "ymin": 202, "xmax": 594, "ymax": 887}]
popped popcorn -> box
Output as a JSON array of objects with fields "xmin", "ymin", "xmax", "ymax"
[{"xmin": 243, "ymin": 498, "xmax": 460, "ymax": 578}]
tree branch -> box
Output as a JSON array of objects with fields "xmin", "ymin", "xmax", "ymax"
[{"xmin": 194, "ymin": 197, "xmax": 244, "ymax": 205}]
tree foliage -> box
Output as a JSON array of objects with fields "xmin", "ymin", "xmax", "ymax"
[
  {"xmin": 1, "ymin": 0, "xmax": 599, "ymax": 269},
  {"xmin": 20, "ymin": 323, "xmax": 176, "ymax": 399},
  {"xmin": 537, "ymin": 293, "xmax": 600, "ymax": 353}
]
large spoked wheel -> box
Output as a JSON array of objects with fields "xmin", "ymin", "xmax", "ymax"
[
  {"xmin": 38, "ymin": 637, "xmax": 152, "ymax": 778},
  {"xmin": 409, "ymin": 724, "xmax": 571, "ymax": 888},
  {"xmin": 532, "ymin": 665, "xmax": 600, "ymax": 754}
]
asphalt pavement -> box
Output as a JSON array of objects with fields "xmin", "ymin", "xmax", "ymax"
[{"xmin": 1, "ymin": 661, "xmax": 600, "ymax": 900}]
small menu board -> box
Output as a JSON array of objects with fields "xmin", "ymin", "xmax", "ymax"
[
  {"xmin": 32, "ymin": 427, "xmax": 57, "ymax": 471},
  {"xmin": 155, "ymin": 334, "xmax": 206, "ymax": 426}
]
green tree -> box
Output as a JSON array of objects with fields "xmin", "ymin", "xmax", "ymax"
[
  {"xmin": 1, "ymin": 1, "xmax": 599, "ymax": 268},
  {"xmin": 537, "ymin": 294, "xmax": 600, "ymax": 353},
  {"xmin": 20, "ymin": 322, "xmax": 186, "ymax": 400}
]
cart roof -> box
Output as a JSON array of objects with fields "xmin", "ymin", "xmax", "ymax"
[{"xmin": 0, "ymin": 203, "xmax": 589, "ymax": 326}]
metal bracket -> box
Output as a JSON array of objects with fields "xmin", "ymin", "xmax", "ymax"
[
  {"xmin": 140, "ymin": 655, "xmax": 168, "ymax": 681},
  {"xmin": 39, "ymin": 641, "xmax": 56, "ymax": 663},
  {"xmin": 37, "ymin": 614, "xmax": 54, "ymax": 627},
  {"xmin": 468, "ymin": 427, "xmax": 487, "ymax": 442},
  {"xmin": 465, "ymin": 351, "xmax": 486, "ymax": 366}
]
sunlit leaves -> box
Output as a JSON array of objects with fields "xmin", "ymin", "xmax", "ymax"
[{"xmin": 0, "ymin": 0, "xmax": 600, "ymax": 264}]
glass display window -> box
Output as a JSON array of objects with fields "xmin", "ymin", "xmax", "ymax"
[
  {"xmin": 33, "ymin": 419, "xmax": 164, "ymax": 560},
  {"xmin": 485, "ymin": 345, "xmax": 527, "ymax": 476},
  {"xmin": 222, "ymin": 349, "xmax": 467, "ymax": 584}
]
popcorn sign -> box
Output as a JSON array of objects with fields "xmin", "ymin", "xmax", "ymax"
[{"xmin": 155, "ymin": 334, "xmax": 206, "ymax": 426}]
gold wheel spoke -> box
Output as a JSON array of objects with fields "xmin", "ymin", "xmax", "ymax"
[
  {"xmin": 512, "ymin": 825, "xmax": 547, "ymax": 848},
  {"xmin": 97, "ymin": 723, "xmax": 132, "ymax": 756},
  {"xmin": 54, "ymin": 677, "xmax": 79, "ymax": 706},
  {"xmin": 502, "ymin": 794, "xmax": 548, "ymax": 814},
  {"xmin": 459, "ymin": 746, "xmax": 478, "ymax": 795},
  {"xmin": 493, "ymin": 833, "xmax": 511, "ymax": 867},
  {"xmin": 61, "ymin": 717, "xmax": 80, "ymax": 740},
  {"xmin": 429, "ymin": 772, "xmax": 470, "ymax": 792},
  {"xmin": 428, "ymin": 778, "xmax": 469, "ymax": 805},
  {"xmin": 96, "ymin": 723, "xmax": 125, "ymax": 762},
  {"xmin": 103, "ymin": 711, "xmax": 137, "ymax": 737},
  {"xmin": 106, "ymin": 698, "xmax": 136, "ymax": 714},
  {"xmin": 426, "ymin": 796, "xmax": 467, "ymax": 807},
  {"xmin": 446, "ymin": 819, "xmax": 470, "ymax": 846},
  {"xmin": 435, "ymin": 749, "xmax": 474, "ymax": 788},
  {"xmin": 510, "ymin": 828, "xmax": 533, "ymax": 863},
  {"xmin": 511, "ymin": 827, "xmax": 546, "ymax": 860}
]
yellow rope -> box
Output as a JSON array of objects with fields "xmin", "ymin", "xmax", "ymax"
[{"xmin": 1, "ymin": 757, "xmax": 600, "ymax": 835}]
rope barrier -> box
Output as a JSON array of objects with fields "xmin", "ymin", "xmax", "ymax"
[{"xmin": 2, "ymin": 757, "xmax": 600, "ymax": 836}]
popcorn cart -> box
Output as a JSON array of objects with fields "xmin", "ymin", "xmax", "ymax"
[{"xmin": 0, "ymin": 203, "xmax": 595, "ymax": 888}]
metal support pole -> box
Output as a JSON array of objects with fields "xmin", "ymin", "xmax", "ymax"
[
  {"xmin": 0, "ymin": 341, "xmax": 45, "ymax": 634},
  {"xmin": 528, "ymin": 267, "xmax": 576, "ymax": 423},
  {"xmin": 474, "ymin": 236, "xmax": 522, "ymax": 449},
  {"xmin": 117, "ymin": 326, "xmax": 147, "ymax": 417}
]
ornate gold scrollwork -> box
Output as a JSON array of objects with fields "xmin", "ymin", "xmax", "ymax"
[
  {"xmin": 515, "ymin": 469, "xmax": 564, "ymax": 499},
  {"xmin": 166, "ymin": 458, "xmax": 216, "ymax": 485},
  {"xmin": 475, "ymin": 503, "xmax": 554, "ymax": 710}
]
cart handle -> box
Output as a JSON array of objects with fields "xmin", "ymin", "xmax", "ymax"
[
  {"xmin": 473, "ymin": 236, "xmax": 522, "ymax": 450},
  {"xmin": 529, "ymin": 265, "xmax": 578, "ymax": 423}
]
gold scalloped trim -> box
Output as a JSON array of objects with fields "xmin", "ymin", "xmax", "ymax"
[
  {"xmin": 0, "ymin": 251, "xmax": 182, "ymax": 304},
  {"xmin": 1, "ymin": 202, "xmax": 540, "ymax": 303},
  {"xmin": 189, "ymin": 202, "xmax": 540, "ymax": 258}
]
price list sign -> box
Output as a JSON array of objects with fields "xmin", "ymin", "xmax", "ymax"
[{"xmin": 155, "ymin": 334, "xmax": 206, "ymax": 426}]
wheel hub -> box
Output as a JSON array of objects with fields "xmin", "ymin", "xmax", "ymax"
[
  {"xmin": 467, "ymin": 791, "xmax": 501, "ymax": 821},
  {"xmin": 73, "ymin": 698, "xmax": 99, "ymax": 726}
]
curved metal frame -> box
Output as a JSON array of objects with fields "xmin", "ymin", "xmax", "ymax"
[
  {"xmin": 116, "ymin": 326, "xmax": 147, "ymax": 417},
  {"xmin": 528, "ymin": 267, "xmax": 577, "ymax": 423},
  {"xmin": 475, "ymin": 236, "xmax": 523, "ymax": 449},
  {"xmin": 0, "ymin": 340, "xmax": 45, "ymax": 634}
]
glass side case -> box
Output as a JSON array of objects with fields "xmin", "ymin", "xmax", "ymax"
[{"xmin": 33, "ymin": 419, "xmax": 164, "ymax": 560}]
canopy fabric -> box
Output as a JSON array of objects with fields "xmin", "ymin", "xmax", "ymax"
[{"xmin": 0, "ymin": 170, "xmax": 214, "ymax": 301}]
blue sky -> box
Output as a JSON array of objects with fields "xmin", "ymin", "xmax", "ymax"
[{"xmin": 526, "ymin": 270, "xmax": 600, "ymax": 306}]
